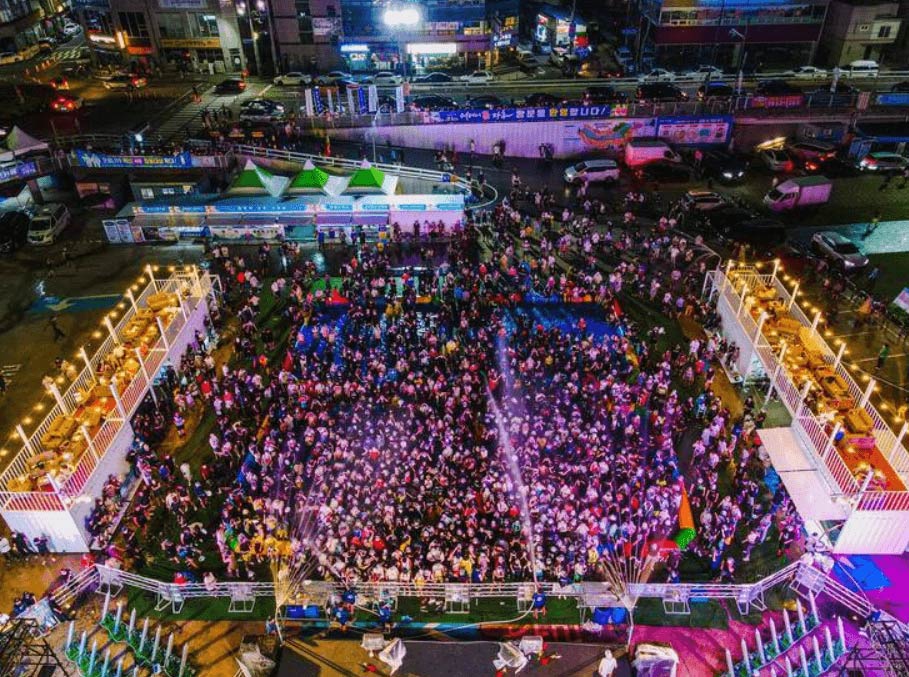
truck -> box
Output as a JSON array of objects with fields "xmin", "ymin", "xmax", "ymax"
[
  {"xmin": 624, "ymin": 139, "xmax": 682, "ymax": 168},
  {"xmin": 763, "ymin": 175, "xmax": 832, "ymax": 212}
]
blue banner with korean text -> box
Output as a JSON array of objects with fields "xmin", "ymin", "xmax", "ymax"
[{"xmin": 429, "ymin": 104, "xmax": 613, "ymax": 124}]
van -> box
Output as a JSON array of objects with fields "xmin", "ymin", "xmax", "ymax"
[
  {"xmin": 763, "ymin": 175, "xmax": 832, "ymax": 211},
  {"xmin": 563, "ymin": 159, "xmax": 620, "ymax": 184},
  {"xmin": 27, "ymin": 203, "xmax": 71, "ymax": 245},
  {"xmin": 842, "ymin": 60, "xmax": 879, "ymax": 77},
  {"xmin": 624, "ymin": 139, "xmax": 682, "ymax": 168}
]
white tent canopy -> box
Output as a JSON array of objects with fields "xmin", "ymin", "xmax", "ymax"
[{"xmin": 0, "ymin": 126, "xmax": 49, "ymax": 163}]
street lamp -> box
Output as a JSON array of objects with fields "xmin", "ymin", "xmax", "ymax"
[{"xmin": 383, "ymin": 5, "xmax": 420, "ymax": 79}]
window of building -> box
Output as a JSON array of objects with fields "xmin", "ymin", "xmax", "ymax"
[
  {"xmin": 878, "ymin": 24, "xmax": 892, "ymax": 38},
  {"xmin": 118, "ymin": 11, "xmax": 149, "ymax": 38},
  {"xmin": 196, "ymin": 13, "xmax": 219, "ymax": 36},
  {"xmin": 85, "ymin": 8, "xmax": 115, "ymax": 35},
  {"xmin": 158, "ymin": 14, "xmax": 187, "ymax": 38},
  {"xmin": 326, "ymin": 4, "xmax": 336, "ymax": 17},
  {"xmin": 296, "ymin": 0, "xmax": 313, "ymax": 43},
  {"xmin": 140, "ymin": 188, "xmax": 154, "ymax": 199}
]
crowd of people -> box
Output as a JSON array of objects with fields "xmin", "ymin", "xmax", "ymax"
[{"xmin": 94, "ymin": 161, "xmax": 803, "ymax": 590}]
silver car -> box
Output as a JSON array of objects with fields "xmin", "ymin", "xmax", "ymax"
[{"xmin": 811, "ymin": 231, "xmax": 869, "ymax": 271}]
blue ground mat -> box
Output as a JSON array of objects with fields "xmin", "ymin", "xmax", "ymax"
[{"xmin": 832, "ymin": 555, "xmax": 891, "ymax": 591}]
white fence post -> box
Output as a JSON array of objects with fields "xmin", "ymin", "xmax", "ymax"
[
  {"xmin": 104, "ymin": 317, "xmax": 120, "ymax": 345},
  {"xmin": 109, "ymin": 379, "xmax": 127, "ymax": 420},
  {"xmin": 789, "ymin": 282, "xmax": 800, "ymax": 311},
  {"xmin": 17, "ymin": 423, "xmax": 36, "ymax": 456},
  {"xmin": 156, "ymin": 316, "xmax": 170, "ymax": 350},
  {"xmin": 49, "ymin": 382, "xmax": 69, "ymax": 414},
  {"xmin": 822, "ymin": 422, "xmax": 841, "ymax": 463},
  {"xmin": 833, "ymin": 342, "xmax": 846, "ymax": 371},
  {"xmin": 80, "ymin": 424, "xmax": 99, "ymax": 462},
  {"xmin": 890, "ymin": 422, "xmax": 908, "ymax": 464},
  {"xmin": 860, "ymin": 378, "xmax": 876, "ymax": 408},
  {"xmin": 80, "ymin": 346, "xmax": 96, "ymax": 382}
]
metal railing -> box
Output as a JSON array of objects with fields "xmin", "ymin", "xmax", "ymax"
[{"xmin": 65, "ymin": 560, "xmax": 802, "ymax": 614}]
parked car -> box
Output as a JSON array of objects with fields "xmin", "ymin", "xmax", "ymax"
[
  {"xmin": 214, "ymin": 77, "xmax": 246, "ymax": 94},
  {"xmin": 37, "ymin": 38, "xmax": 56, "ymax": 53},
  {"xmin": 680, "ymin": 190, "xmax": 727, "ymax": 212},
  {"xmin": 460, "ymin": 70, "xmax": 494, "ymax": 85},
  {"xmin": 785, "ymin": 65, "xmax": 828, "ymax": 79},
  {"xmin": 0, "ymin": 52, "xmax": 23, "ymax": 65},
  {"xmin": 524, "ymin": 92, "xmax": 564, "ymax": 107},
  {"xmin": 62, "ymin": 23, "xmax": 82, "ymax": 37},
  {"xmin": 273, "ymin": 72, "xmax": 311, "ymax": 86},
  {"xmin": 102, "ymin": 74, "xmax": 147, "ymax": 89},
  {"xmin": 636, "ymin": 83, "xmax": 687, "ymax": 102},
  {"xmin": 239, "ymin": 99, "xmax": 285, "ymax": 123},
  {"xmin": 841, "ymin": 59, "xmax": 879, "ymax": 78},
  {"xmin": 365, "ymin": 71, "xmax": 403, "ymax": 86},
  {"xmin": 764, "ymin": 175, "xmax": 833, "ymax": 211},
  {"xmin": 49, "ymin": 76, "xmax": 69, "ymax": 90},
  {"xmin": 723, "ymin": 215, "xmax": 787, "ymax": 246},
  {"xmin": 410, "ymin": 94, "xmax": 458, "ymax": 111},
  {"xmin": 467, "ymin": 94, "xmax": 503, "ymax": 109},
  {"xmin": 857, "ymin": 152, "xmax": 909, "ymax": 173},
  {"xmin": 413, "ymin": 72, "xmax": 453, "ymax": 84},
  {"xmin": 811, "ymin": 231, "xmax": 869, "ymax": 270},
  {"xmin": 698, "ymin": 149, "xmax": 748, "ymax": 183},
  {"xmin": 683, "ymin": 65, "xmax": 723, "ymax": 81},
  {"xmin": 549, "ymin": 46, "xmax": 570, "ymax": 66},
  {"xmin": 27, "ymin": 203, "xmax": 71, "ymax": 245},
  {"xmin": 891, "ymin": 81, "xmax": 909, "ymax": 93},
  {"xmin": 638, "ymin": 68, "xmax": 676, "ymax": 83},
  {"xmin": 755, "ymin": 80, "xmax": 802, "ymax": 96},
  {"xmin": 563, "ymin": 159, "xmax": 621, "ymax": 185},
  {"xmin": 785, "ymin": 140, "xmax": 837, "ymax": 163},
  {"xmin": 582, "ymin": 86, "xmax": 626, "ymax": 104},
  {"xmin": 758, "ymin": 148, "xmax": 796, "ymax": 173},
  {"xmin": 634, "ymin": 161, "xmax": 693, "ymax": 183},
  {"xmin": 0, "ymin": 210, "xmax": 30, "ymax": 253},
  {"xmin": 697, "ymin": 82, "xmax": 734, "ymax": 100},
  {"xmin": 517, "ymin": 53, "xmax": 545, "ymax": 70},
  {"xmin": 49, "ymin": 93, "xmax": 83, "ymax": 112},
  {"xmin": 315, "ymin": 71, "xmax": 352, "ymax": 85},
  {"xmin": 626, "ymin": 139, "xmax": 682, "ymax": 167}
]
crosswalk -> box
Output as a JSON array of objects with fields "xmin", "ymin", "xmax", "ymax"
[
  {"xmin": 54, "ymin": 46, "xmax": 89, "ymax": 63},
  {"xmin": 155, "ymin": 83, "xmax": 271, "ymax": 141}
]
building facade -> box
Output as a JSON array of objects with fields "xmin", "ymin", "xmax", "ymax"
[
  {"xmin": 74, "ymin": 0, "xmax": 243, "ymax": 71},
  {"xmin": 817, "ymin": 0, "xmax": 900, "ymax": 66},
  {"xmin": 0, "ymin": 0, "xmax": 69, "ymax": 53},
  {"xmin": 269, "ymin": 0, "xmax": 340, "ymax": 72},
  {"xmin": 634, "ymin": 0, "xmax": 830, "ymax": 71},
  {"xmin": 337, "ymin": 0, "xmax": 491, "ymax": 74}
]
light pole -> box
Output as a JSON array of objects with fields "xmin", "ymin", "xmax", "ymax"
[{"xmin": 383, "ymin": 6, "xmax": 420, "ymax": 80}]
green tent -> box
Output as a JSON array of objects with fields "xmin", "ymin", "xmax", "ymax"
[
  {"xmin": 289, "ymin": 160, "xmax": 330, "ymax": 192},
  {"xmin": 347, "ymin": 162, "xmax": 386, "ymax": 191},
  {"xmin": 228, "ymin": 160, "xmax": 289, "ymax": 197}
]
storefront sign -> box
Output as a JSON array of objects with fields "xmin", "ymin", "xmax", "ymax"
[
  {"xmin": 749, "ymin": 94, "xmax": 805, "ymax": 109},
  {"xmin": 407, "ymin": 42, "xmax": 457, "ymax": 55},
  {"xmin": 160, "ymin": 37, "xmax": 221, "ymax": 49},
  {"xmin": 430, "ymin": 104, "xmax": 612, "ymax": 124},
  {"xmin": 894, "ymin": 288, "xmax": 909, "ymax": 313},
  {"xmin": 340, "ymin": 44, "xmax": 369, "ymax": 53},
  {"xmin": 74, "ymin": 150, "xmax": 196, "ymax": 168},
  {"xmin": 128, "ymin": 46, "xmax": 154, "ymax": 55},
  {"xmin": 0, "ymin": 161, "xmax": 38, "ymax": 183},
  {"xmin": 159, "ymin": 0, "xmax": 207, "ymax": 8}
]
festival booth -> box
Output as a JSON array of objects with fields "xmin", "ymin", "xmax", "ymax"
[
  {"xmin": 0, "ymin": 126, "xmax": 49, "ymax": 163},
  {"xmin": 226, "ymin": 160, "xmax": 289, "ymax": 198},
  {"xmin": 344, "ymin": 162, "xmax": 398, "ymax": 196},
  {"xmin": 0, "ymin": 267, "xmax": 219, "ymax": 552},
  {"xmin": 388, "ymin": 194, "xmax": 465, "ymax": 232},
  {"xmin": 287, "ymin": 160, "xmax": 348, "ymax": 197}
]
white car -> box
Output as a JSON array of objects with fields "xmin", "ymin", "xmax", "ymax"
[
  {"xmin": 811, "ymin": 231, "xmax": 869, "ymax": 271},
  {"xmin": 367, "ymin": 71, "xmax": 403, "ymax": 86},
  {"xmin": 684, "ymin": 65, "xmax": 723, "ymax": 81},
  {"xmin": 314, "ymin": 70, "xmax": 351, "ymax": 85},
  {"xmin": 273, "ymin": 72, "xmax": 311, "ymax": 86},
  {"xmin": 638, "ymin": 68, "xmax": 676, "ymax": 83},
  {"xmin": 461, "ymin": 70, "xmax": 494, "ymax": 85},
  {"xmin": 63, "ymin": 23, "xmax": 82, "ymax": 37},
  {"xmin": 680, "ymin": 190, "xmax": 727, "ymax": 212},
  {"xmin": 786, "ymin": 65, "xmax": 828, "ymax": 79}
]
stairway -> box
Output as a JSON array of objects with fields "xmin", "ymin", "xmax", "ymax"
[{"xmin": 791, "ymin": 562, "xmax": 874, "ymax": 619}]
